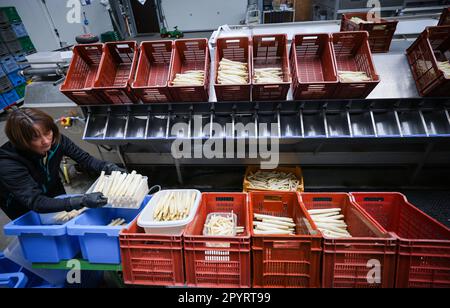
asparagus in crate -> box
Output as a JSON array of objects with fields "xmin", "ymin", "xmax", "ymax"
[
  {"xmin": 203, "ymin": 213, "xmax": 237, "ymax": 236},
  {"xmin": 338, "ymin": 71, "xmax": 372, "ymax": 82},
  {"xmin": 437, "ymin": 60, "xmax": 450, "ymax": 77},
  {"xmin": 92, "ymin": 170, "xmax": 149, "ymax": 208},
  {"xmin": 53, "ymin": 208, "xmax": 87, "ymax": 223},
  {"xmin": 153, "ymin": 191, "xmax": 197, "ymax": 221},
  {"xmin": 171, "ymin": 70, "xmax": 205, "ymax": 86},
  {"xmin": 217, "ymin": 58, "xmax": 248, "ymax": 85},
  {"xmin": 254, "ymin": 67, "xmax": 283, "ymax": 84},
  {"xmin": 247, "ymin": 170, "xmax": 300, "ymax": 191},
  {"xmin": 108, "ymin": 218, "xmax": 127, "ymax": 226},
  {"xmin": 307, "ymin": 208, "xmax": 352, "ymax": 238},
  {"xmin": 253, "ymin": 213, "xmax": 296, "ymax": 235}
]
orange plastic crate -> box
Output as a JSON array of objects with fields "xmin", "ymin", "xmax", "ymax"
[
  {"xmin": 94, "ymin": 41, "xmax": 139, "ymax": 104},
  {"xmin": 60, "ymin": 44, "xmax": 105, "ymax": 105},
  {"xmin": 119, "ymin": 219, "xmax": 185, "ymax": 286},
  {"xmin": 183, "ymin": 193, "xmax": 251, "ymax": 288},
  {"xmin": 351, "ymin": 192, "xmax": 450, "ymax": 288},
  {"xmin": 252, "ymin": 34, "xmax": 291, "ymax": 101},
  {"xmin": 168, "ymin": 38, "xmax": 210, "ymax": 102},
  {"xmin": 340, "ymin": 12, "xmax": 398, "ymax": 53},
  {"xmin": 291, "ymin": 33, "xmax": 338, "ymax": 100},
  {"xmin": 249, "ymin": 191, "xmax": 322, "ymax": 288},
  {"xmin": 300, "ymin": 193, "xmax": 397, "ymax": 288},
  {"xmin": 214, "ymin": 36, "xmax": 252, "ymax": 101},
  {"xmin": 132, "ymin": 41, "xmax": 173, "ymax": 103},
  {"xmin": 406, "ymin": 26, "xmax": 450, "ymax": 97}
]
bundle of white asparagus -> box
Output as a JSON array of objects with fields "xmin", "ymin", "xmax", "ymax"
[
  {"xmin": 153, "ymin": 191, "xmax": 197, "ymax": 221},
  {"xmin": 247, "ymin": 170, "xmax": 300, "ymax": 191},
  {"xmin": 171, "ymin": 70, "xmax": 205, "ymax": 86},
  {"xmin": 217, "ymin": 58, "xmax": 248, "ymax": 85},
  {"xmin": 53, "ymin": 208, "xmax": 87, "ymax": 224},
  {"xmin": 437, "ymin": 60, "xmax": 450, "ymax": 78},
  {"xmin": 307, "ymin": 208, "xmax": 352, "ymax": 238},
  {"xmin": 338, "ymin": 71, "xmax": 372, "ymax": 82},
  {"xmin": 350, "ymin": 17, "xmax": 374, "ymax": 24},
  {"xmin": 253, "ymin": 213, "xmax": 296, "ymax": 235},
  {"xmin": 254, "ymin": 67, "xmax": 283, "ymax": 84},
  {"xmin": 107, "ymin": 218, "xmax": 127, "ymax": 226},
  {"xmin": 203, "ymin": 213, "xmax": 237, "ymax": 236},
  {"xmin": 92, "ymin": 170, "xmax": 149, "ymax": 208}
]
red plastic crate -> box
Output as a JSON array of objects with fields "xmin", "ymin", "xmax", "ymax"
[
  {"xmin": 300, "ymin": 193, "xmax": 397, "ymax": 288},
  {"xmin": 214, "ymin": 36, "xmax": 252, "ymax": 101},
  {"xmin": 94, "ymin": 41, "xmax": 138, "ymax": 104},
  {"xmin": 331, "ymin": 31, "xmax": 380, "ymax": 99},
  {"xmin": 249, "ymin": 191, "xmax": 322, "ymax": 288},
  {"xmin": 252, "ymin": 34, "xmax": 291, "ymax": 101},
  {"xmin": 132, "ymin": 41, "xmax": 173, "ymax": 103},
  {"xmin": 340, "ymin": 12, "xmax": 398, "ymax": 53},
  {"xmin": 168, "ymin": 38, "xmax": 210, "ymax": 102},
  {"xmin": 183, "ymin": 193, "xmax": 251, "ymax": 288},
  {"xmin": 438, "ymin": 7, "xmax": 450, "ymax": 26},
  {"xmin": 291, "ymin": 33, "xmax": 338, "ymax": 100},
  {"xmin": 60, "ymin": 44, "xmax": 105, "ymax": 105},
  {"xmin": 119, "ymin": 219, "xmax": 185, "ymax": 286},
  {"xmin": 351, "ymin": 192, "xmax": 450, "ymax": 288},
  {"xmin": 406, "ymin": 26, "xmax": 450, "ymax": 97}
]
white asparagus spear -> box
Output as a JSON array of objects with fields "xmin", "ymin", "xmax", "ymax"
[
  {"xmin": 254, "ymin": 213, "xmax": 294, "ymax": 222},
  {"xmin": 307, "ymin": 208, "xmax": 341, "ymax": 215}
]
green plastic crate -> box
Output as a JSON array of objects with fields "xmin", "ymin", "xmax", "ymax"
[
  {"xmin": 18, "ymin": 36, "xmax": 35, "ymax": 54},
  {"xmin": 100, "ymin": 31, "xmax": 120, "ymax": 43},
  {"xmin": 15, "ymin": 83, "xmax": 26, "ymax": 98},
  {"xmin": 0, "ymin": 7, "xmax": 21, "ymax": 23}
]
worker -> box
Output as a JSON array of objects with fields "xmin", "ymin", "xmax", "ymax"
[{"xmin": 0, "ymin": 108, "xmax": 126, "ymax": 220}]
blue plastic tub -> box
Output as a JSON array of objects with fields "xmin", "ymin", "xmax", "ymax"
[
  {"xmin": 66, "ymin": 196, "xmax": 150, "ymax": 264},
  {"xmin": 14, "ymin": 53, "xmax": 30, "ymax": 69},
  {"xmin": 7, "ymin": 70, "xmax": 26, "ymax": 87},
  {"xmin": 3, "ymin": 211, "xmax": 81, "ymax": 263},
  {"xmin": 0, "ymin": 252, "xmax": 21, "ymax": 273},
  {"xmin": 0, "ymin": 272, "xmax": 28, "ymax": 288},
  {"xmin": 1, "ymin": 89, "xmax": 20, "ymax": 106},
  {"xmin": 67, "ymin": 208, "xmax": 144, "ymax": 264},
  {"xmin": 1, "ymin": 56, "xmax": 20, "ymax": 74}
]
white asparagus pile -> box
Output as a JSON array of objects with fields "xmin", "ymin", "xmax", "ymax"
[
  {"xmin": 108, "ymin": 218, "xmax": 126, "ymax": 227},
  {"xmin": 437, "ymin": 60, "xmax": 450, "ymax": 78},
  {"xmin": 307, "ymin": 208, "xmax": 352, "ymax": 238},
  {"xmin": 203, "ymin": 213, "xmax": 237, "ymax": 236},
  {"xmin": 253, "ymin": 213, "xmax": 296, "ymax": 235},
  {"xmin": 92, "ymin": 170, "xmax": 149, "ymax": 208},
  {"xmin": 153, "ymin": 191, "xmax": 197, "ymax": 221},
  {"xmin": 338, "ymin": 71, "xmax": 372, "ymax": 82},
  {"xmin": 350, "ymin": 17, "xmax": 374, "ymax": 24},
  {"xmin": 53, "ymin": 208, "xmax": 87, "ymax": 223},
  {"xmin": 217, "ymin": 58, "xmax": 248, "ymax": 85},
  {"xmin": 172, "ymin": 70, "xmax": 205, "ymax": 86},
  {"xmin": 247, "ymin": 170, "xmax": 300, "ymax": 191},
  {"xmin": 254, "ymin": 67, "xmax": 283, "ymax": 84}
]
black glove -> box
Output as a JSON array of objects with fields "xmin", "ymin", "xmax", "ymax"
[
  {"xmin": 69, "ymin": 192, "xmax": 108, "ymax": 209},
  {"xmin": 102, "ymin": 162, "xmax": 127, "ymax": 175}
]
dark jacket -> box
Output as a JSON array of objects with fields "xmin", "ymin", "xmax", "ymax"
[{"xmin": 0, "ymin": 134, "xmax": 108, "ymax": 220}]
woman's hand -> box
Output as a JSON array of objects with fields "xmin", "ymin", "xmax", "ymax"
[
  {"xmin": 102, "ymin": 162, "xmax": 127, "ymax": 175},
  {"xmin": 69, "ymin": 192, "xmax": 108, "ymax": 209}
]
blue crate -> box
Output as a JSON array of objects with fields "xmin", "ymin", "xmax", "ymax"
[
  {"xmin": 11, "ymin": 23, "xmax": 27, "ymax": 38},
  {"xmin": 14, "ymin": 52, "xmax": 30, "ymax": 69},
  {"xmin": 1, "ymin": 89, "xmax": 20, "ymax": 106},
  {"xmin": 0, "ymin": 252, "xmax": 21, "ymax": 273},
  {"xmin": 7, "ymin": 70, "xmax": 26, "ymax": 87},
  {"xmin": 66, "ymin": 196, "xmax": 150, "ymax": 264},
  {"xmin": 0, "ymin": 66, "xmax": 5, "ymax": 78},
  {"xmin": 0, "ymin": 272, "xmax": 28, "ymax": 288},
  {"xmin": 1, "ymin": 56, "xmax": 20, "ymax": 74},
  {"xmin": 3, "ymin": 210, "xmax": 81, "ymax": 263}
]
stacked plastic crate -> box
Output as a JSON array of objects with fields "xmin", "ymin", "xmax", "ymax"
[{"xmin": 0, "ymin": 6, "xmax": 33, "ymax": 112}]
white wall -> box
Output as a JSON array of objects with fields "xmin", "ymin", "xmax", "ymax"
[
  {"xmin": 161, "ymin": 0, "xmax": 248, "ymax": 31},
  {"xmin": 0, "ymin": 0, "xmax": 113, "ymax": 51}
]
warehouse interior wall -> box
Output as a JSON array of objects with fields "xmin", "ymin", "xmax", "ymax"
[
  {"xmin": 0, "ymin": 0, "xmax": 113, "ymax": 51},
  {"xmin": 160, "ymin": 0, "xmax": 248, "ymax": 31}
]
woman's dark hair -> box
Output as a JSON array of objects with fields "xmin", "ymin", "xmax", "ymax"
[{"xmin": 5, "ymin": 108, "xmax": 60, "ymax": 151}]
